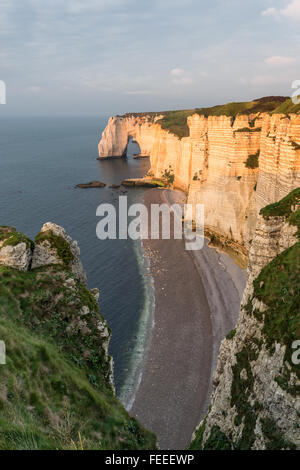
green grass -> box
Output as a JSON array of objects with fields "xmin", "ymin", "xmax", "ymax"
[
  {"xmin": 195, "ymin": 97, "xmax": 288, "ymax": 118},
  {"xmin": 151, "ymin": 180, "xmax": 165, "ymax": 187},
  {"xmin": 260, "ymin": 417, "xmax": 296, "ymax": 450},
  {"xmin": 202, "ymin": 426, "xmax": 231, "ymax": 450},
  {"xmin": 35, "ymin": 230, "xmax": 74, "ymax": 266},
  {"xmin": 0, "ymin": 226, "xmax": 34, "ymax": 251},
  {"xmin": 254, "ymin": 190, "xmax": 300, "ymax": 392},
  {"xmin": 0, "ymin": 265, "xmax": 111, "ymax": 388},
  {"xmin": 230, "ymin": 345, "xmax": 258, "ymax": 450},
  {"xmin": 272, "ymin": 97, "xmax": 300, "ymax": 115},
  {"xmin": 156, "ymin": 98, "xmax": 286, "ymax": 138},
  {"xmin": 253, "ymin": 243, "xmax": 300, "ymax": 360},
  {"xmin": 226, "ymin": 328, "xmax": 236, "ymax": 340},
  {"xmin": 122, "ymin": 97, "xmax": 290, "ymax": 139},
  {"xmin": 260, "ymin": 187, "xmax": 300, "ymax": 220},
  {"xmin": 0, "ymin": 265, "xmax": 157, "ymax": 450},
  {"xmin": 157, "ymin": 109, "xmax": 194, "ymax": 139},
  {"xmin": 188, "ymin": 418, "xmax": 207, "ymax": 450},
  {"xmin": 288, "ymin": 209, "xmax": 300, "ymax": 239}
]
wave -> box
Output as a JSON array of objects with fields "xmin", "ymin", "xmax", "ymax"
[{"xmin": 117, "ymin": 238, "xmax": 155, "ymax": 410}]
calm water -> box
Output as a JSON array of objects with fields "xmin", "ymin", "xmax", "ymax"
[{"xmin": 0, "ymin": 116, "xmax": 153, "ymax": 403}]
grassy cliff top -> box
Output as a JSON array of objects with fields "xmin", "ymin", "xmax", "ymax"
[
  {"xmin": 260, "ymin": 187, "xmax": 300, "ymax": 220},
  {"xmin": 121, "ymin": 96, "xmax": 292, "ymax": 138},
  {"xmin": 0, "ymin": 261, "xmax": 156, "ymax": 450},
  {"xmin": 272, "ymin": 97, "xmax": 300, "ymax": 114},
  {"xmin": 0, "ymin": 226, "xmax": 34, "ymax": 251}
]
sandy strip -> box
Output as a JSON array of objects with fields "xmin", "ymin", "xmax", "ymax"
[{"xmin": 130, "ymin": 188, "xmax": 246, "ymax": 450}]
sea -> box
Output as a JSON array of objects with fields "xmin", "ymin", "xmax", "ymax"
[{"xmin": 0, "ymin": 116, "xmax": 155, "ymax": 407}]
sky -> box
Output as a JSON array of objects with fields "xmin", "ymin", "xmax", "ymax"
[{"xmin": 0, "ymin": 0, "xmax": 299, "ymax": 116}]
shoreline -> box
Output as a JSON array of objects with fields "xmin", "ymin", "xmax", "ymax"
[
  {"xmin": 130, "ymin": 188, "xmax": 246, "ymax": 449},
  {"xmin": 119, "ymin": 240, "xmax": 156, "ymax": 411}
]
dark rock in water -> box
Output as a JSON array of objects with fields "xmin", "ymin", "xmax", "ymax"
[
  {"xmin": 109, "ymin": 184, "xmax": 120, "ymax": 189},
  {"xmin": 76, "ymin": 181, "xmax": 106, "ymax": 188},
  {"xmin": 133, "ymin": 154, "xmax": 150, "ymax": 159},
  {"xmin": 96, "ymin": 156, "xmax": 123, "ymax": 161},
  {"xmin": 122, "ymin": 178, "xmax": 165, "ymax": 188}
]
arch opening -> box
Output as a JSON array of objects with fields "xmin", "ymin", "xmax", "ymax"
[{"xmin": 125, "ymin": 135, "xmax": 142, "ymax": 160}]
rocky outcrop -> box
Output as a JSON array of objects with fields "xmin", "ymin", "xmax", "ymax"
[
  {"xmin": 76, "ymin": 181, "xmax": 106, "ymax": 188},
  {"xmin": 190, "ymin": 189, "xmax": 300, "ymax": 450},
  {"xmin": 98, "ymin": 112, "xmax": 300, "ymax": 256},
  {"xmin": 0, "ymin": 228, "xmax": 156, "ymax": 450},
  {"xmin": 0, "ymin": 226, "xmax": 33, "ymax": 271},
  {"xmin": 0, "ymin": 222, "xmax": 114, "ymax": 388},
  {"xmin": 98, "ymin": 115, "xmax": 162, "ymax": 159},
  {"xmin": 32, "ymin": 222, "xmax": 87, "ymax": 284}
]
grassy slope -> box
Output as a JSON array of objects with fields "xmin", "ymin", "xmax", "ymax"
[
  {"xmin": 272, "ymin": 97, "xmax": 300, "ymax": 115},
  {"xmin": 0, "ymin": 264, "xmax": 156, "ymax": 450},
  {"xmin": 123, "ymin": 96, "xmax": 291, "ymax": 139}
]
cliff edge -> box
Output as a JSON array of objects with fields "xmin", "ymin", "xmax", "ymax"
[
  {"xmin": 0, "ymin": 224, "xmax": 156, "ymax": 450},
  {"xmin": 98, "ymin": 97, "xmax": 300, "ymax": 264},
  {"xmin": 189, "ymin": 189, "xmax": 300, "ymax": 450}
]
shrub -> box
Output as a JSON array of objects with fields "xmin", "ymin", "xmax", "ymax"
[{"xmin": 245, "ymin": 151, "xmax": 259, "ymax": 169}]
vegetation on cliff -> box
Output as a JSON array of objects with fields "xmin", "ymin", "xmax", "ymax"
[
  {"xmin": 0, "ymin": 226, "xmax": 34, "ymax": 251},
  {"xmin": 189, "ymin": 189, "xmax": 300, "ymax": 450},
  {"xmin": 245, "ymin": 151, "xmax": 260, "ymax": 169},
  {"xmin": 122, "ymin": 97, "xmax": 298, "ymax": 139},
  {"xmin": 195, "ymin": 96, "xmax": 288, "ymax": 118},
  {"xmin": 35, "ymin": 230, "xmax": 74, "ymax": 266},
  {"xmin": 260, "ymin": 187, "xmax": 300, "ymax": 220},
  {"xmin": 272, "ymin": 97, "xmax": 300, "ymax": 115},
  {"xmin": 0, "ymin": 233, "xmax": 156, "ymax": 450}
]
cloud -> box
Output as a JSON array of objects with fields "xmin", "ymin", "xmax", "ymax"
[
  {"xmin": 170, "ymin": 68, "xmax": 193, "ymax": 85},
  {"xmin": 281, "ymin": 0, "xmax": 300, "ymax": 19},
  {"xmin": 261, "ymin": 7, "xmax": 279, "ymax": 18},
  {"xmin": 265, "ymin": 55, "xmax": 296, "ymax": 66},
  {"xmin": 170, "ymin": 68, "xmax": 185, "ymax": 76},
  {"xmin": 262, "ymin": 0, "xmax": 300, "ymax": 21}
]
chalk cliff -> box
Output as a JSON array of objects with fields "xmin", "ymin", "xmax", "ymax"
[
  {"xmin": 98, "ymin": 108, "xmax": 300, "ymax": 260},
  {"xmin": 189, "ymin": 189, "xmax": 300, "ymax": 450},
  {"xmin": 99, "ymin": 99, "xmax": 300, "ymax": 450}
]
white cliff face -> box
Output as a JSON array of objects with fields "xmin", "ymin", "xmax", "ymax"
[
  {"xmin": 255, "ymin": 114, "xmax": 300, "ymax": 210},
  {"xmin": 99, "ymin": 113, "xmax": 300, "ymax": 253},
  {"xmin": 98, "ymin": 115, "xmax": 161, "ymax": 158},
  {"xmin": 32, "ymin": 222, "xmax": 87, "ymax": 284},
  {"xmin": 0, "ymin": 227, "xmax": 33, "ymax": 271},
  {"xmin": 0, "ymin": 242, "xmax": 32, "ymax": 271},
  {"xmin": 190, "ymin": 202, "xmax": 299, "ymax": 450},
  {"xmin": 246, "ymin": 215, "xmax": 298, "ymax": 287}
]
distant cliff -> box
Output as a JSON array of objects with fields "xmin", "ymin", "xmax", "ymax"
[
  {"xmin": 98, "ymin": 97, "xmax": 300, "ymax": 450},
  {"xmin": 98, "ymin": 97, "xmax": 300, "ymax": 264}
]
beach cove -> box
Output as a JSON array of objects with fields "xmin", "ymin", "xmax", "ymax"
[{"xmin": 130, "ymin": 188, "xmax": 246, "ymax": 449}]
